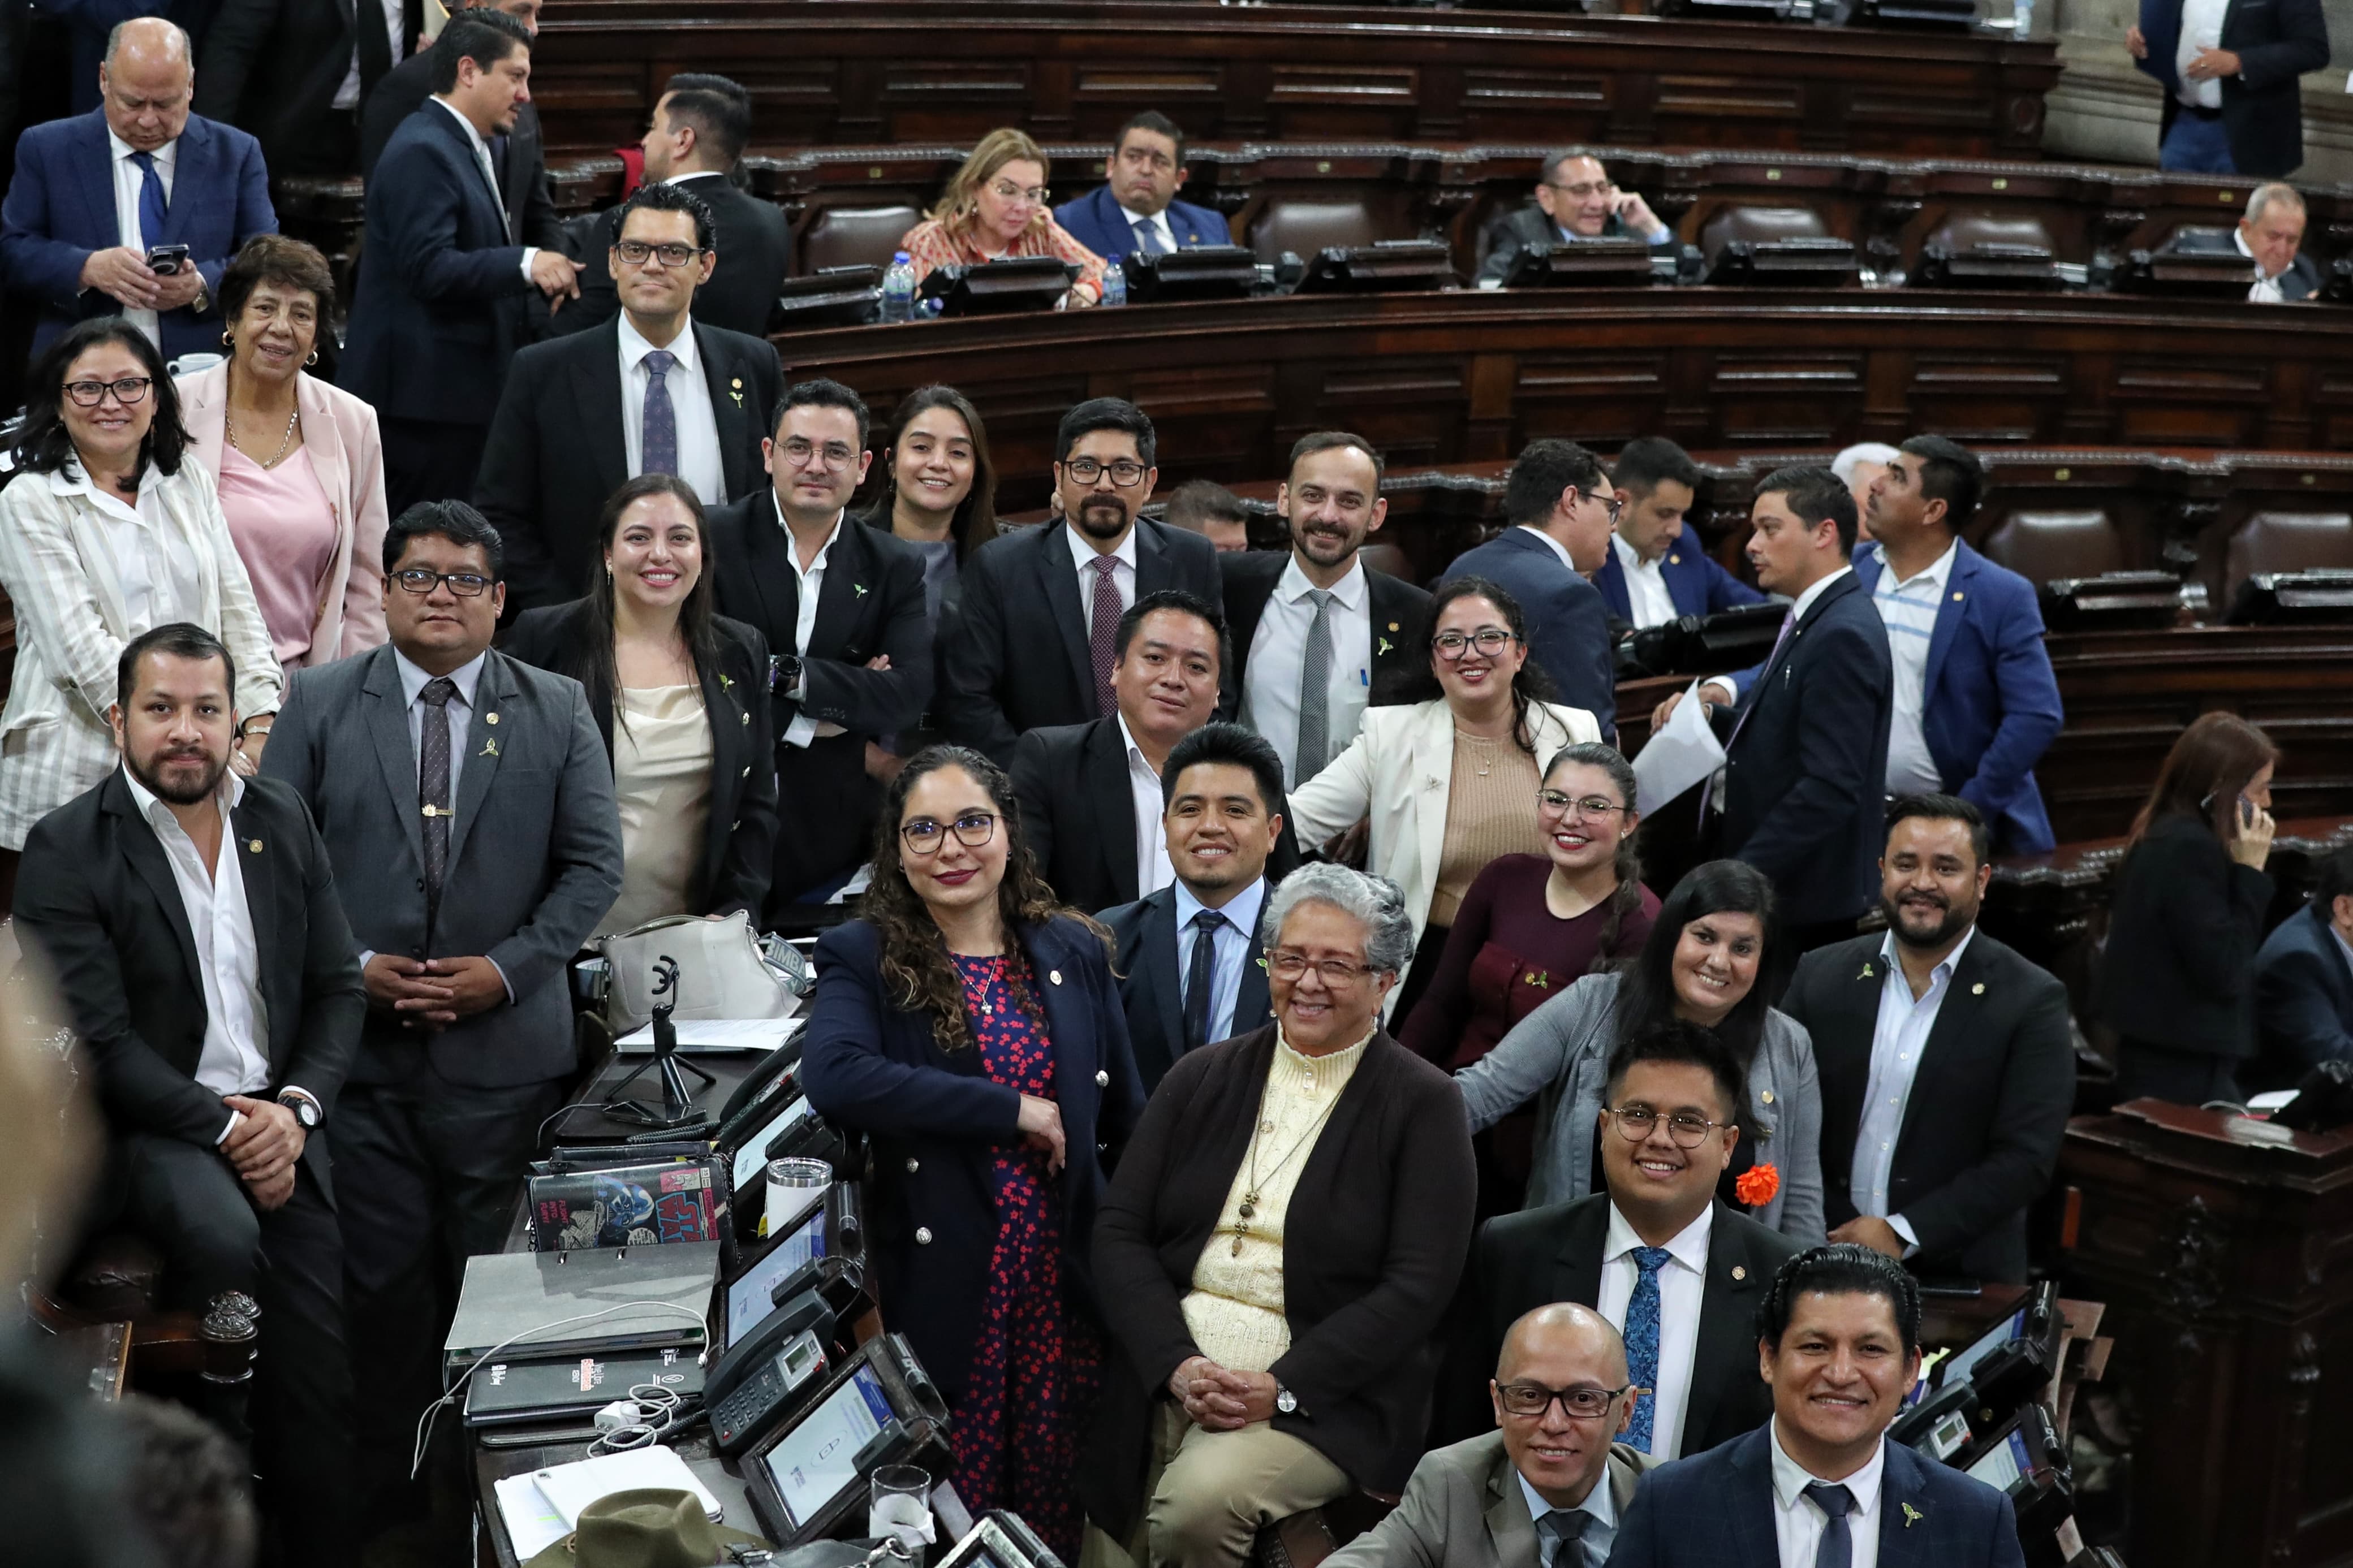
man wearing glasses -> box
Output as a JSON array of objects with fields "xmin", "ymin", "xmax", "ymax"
[
  {"xmin": 1476, "ymin": 152, "xmax": 1678, "ymax": 287},
  {"xmin": 477, "ymin": 180, "xmax": 785, "ymax": 611},
  {"xmin": 260, "ymin": 499, "xmax": 620, "ymax": 1551},
  {"xmin": 1454, "ymin": 1021, "xmax": 1799, "ymax": 1463},
  {"xmin": 941, "ymin": 397, "xmax": 1223, "ymax": 763},
  {"xmin": 1440, "ymin": 438, "xmax": 1620, "ymax": 734}
]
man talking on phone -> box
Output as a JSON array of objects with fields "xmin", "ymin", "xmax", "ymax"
[
  {"xmin": 1476, "ymin": 150, "xmax": 1678, "ymax": 286},
  {"xmin": 0, "ymin": 17, "xmax": 278, "ymax": 360}
]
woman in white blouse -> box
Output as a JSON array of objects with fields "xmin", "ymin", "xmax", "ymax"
[{"xmin": 0, "ymin": 318, "xmax": 282, "ymax": 908}]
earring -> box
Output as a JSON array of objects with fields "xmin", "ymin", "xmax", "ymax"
[
  {"xmin": 304, "ymin": 349, "xmax": 319, "ymax": 367},
  {"xmin": 221, "ymin": 329, "xmax": 233, "ymax": 347}
]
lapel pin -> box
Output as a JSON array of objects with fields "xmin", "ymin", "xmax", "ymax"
[
  {"xmin": 485, "ymin": 712, "xmax": 498, "ymax": 725},
  {"xmin": 1377, "ymin": 637, "xmax": 1394, "ymax": 656},
  {"xmin": 1094, "ymin": 1068, "xmax": 1110, "ymax": 1086},
  {"xmin": 1387, "ymin": 621, "xmax": 1400, "ymax": 632},
  {"xmin": 1952, "ymin": 591, "xmax": 1964, "ymax": 602},
  {"xmin": 731, "ymin": 378, "xmax": 743, "ymax": 389},
  {"xmin": 1731, "ymin": 1264, "xmax": 1746, "ymax": 1281},
  {"xmin": 1858, "ymin": 961, "xmax": 1875, "ymax": 979},
  {"xmin": 1048, "ymin": 970, "xmax": 1063, "ymax": 986},
  {"xmin": 248, "ymin": 839, "xmax": 264, "ymax": 853},
  {"xmin": 1527, "ymin": 971, "xmax": 1549, "ymax": 989},
  {"xmin": 1761, "ymin": 1089, "xmax": 1774, "ymax": 1104},
  {"xmin": 1902, "ymin": 1504, "xmax": 1924, "ymax": 1528},
  {"xmin": 731, "ymin": 389, "xmax": 744, "ymax": 407},
  {"xmin": 1669, "ymin": 553, "xmax": 1682, "ymax": 565},
  {"xmin": 854, "ymin": 582, "xmax": 869, "ymax": 597},
  {"xmin": 480, "ymin": 738, "xmax": 498, "ymax": 757},
  {"xmin": 1972, "ymin": 982, "xmax": 1985, "ymax": 995}
]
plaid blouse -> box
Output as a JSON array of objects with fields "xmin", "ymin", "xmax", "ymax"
[{"xmin": 899, "ymin": 216, "xmax": 1109, "ymax": 306}]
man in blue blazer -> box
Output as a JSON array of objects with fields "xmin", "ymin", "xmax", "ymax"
[
  {"xmin": 1607, "ymin": 1244, "xmax": 2027, "ymax": 1568},
  {"xmin": 2251, "ymin": 847, "xmax": 2353, "ymax": 1095},
  {"xmin": 0, "ymin": 17, "xmax": 275, "ymax": 361},
  {"xmin": 1442, "ymin": 438, "xmax": 1619, "ymax": 729},
  {"xmin": 1592, "ymin": 437, "xmax": 1766, "ymax": 627},
  {"xmin": 1053, "ymin": 110, "xmax": 1231, "ymax": 264}
]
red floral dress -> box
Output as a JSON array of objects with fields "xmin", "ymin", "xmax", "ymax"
[{"xmin": 947, "ymin": 952, "xmax": 1100, "ymax": 1562}]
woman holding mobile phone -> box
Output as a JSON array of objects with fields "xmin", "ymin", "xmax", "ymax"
[{"xmin": 2096, "ymin": 712, "xmax": 2279, "ymax": 1104}]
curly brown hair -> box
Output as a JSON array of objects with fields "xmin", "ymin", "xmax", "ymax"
[{"xmin": 860, "ymin": 744, "xmax": 1106, "ymax": 1055}]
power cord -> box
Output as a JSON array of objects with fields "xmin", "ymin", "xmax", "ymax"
[{"xmin": 585, "ymin": 1382, "xmax": 703, "ymax": 1457}]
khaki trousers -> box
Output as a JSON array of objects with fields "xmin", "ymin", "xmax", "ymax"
[{"xmin": 1118, "ymin": 1401, "xmax": 1351, "ymax": 1568}]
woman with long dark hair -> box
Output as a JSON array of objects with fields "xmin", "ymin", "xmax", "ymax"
[
  {"xmin": 799, "ymin": 745, "xmax": 1143, "ymax": 1561},
  {"xmin": 2096, "ymin": 711, "xmax": 2279, "ymax": 1103},
  {"xmin": 1451, "ymin": 859, "xmax": 1824, "ymax": 1239},
  {"xmin": 1288, "ymin": 577, "xmax": 1603, "ymax": 1022},
  {"xmin": 503, "ymin": 473, "xmax": 777, "ymax": 928}
]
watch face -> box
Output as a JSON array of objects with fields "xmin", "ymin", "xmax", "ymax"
[{"xmin": 1275, "ymin": 1389, "xmax": 1296, "ymax": 1414}]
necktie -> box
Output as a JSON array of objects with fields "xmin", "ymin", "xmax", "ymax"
[
  {"xmin": 1132, "ymin": 216, "xmax": 1170, "ymax": 257},
  {"xmin": 1536, "ymin": 1509, "xmax": 1592, "ymax": 1568},
  {"xmin": 1088, "ymin": 556, "xmax": 1121, "ymax": 717},
  {"xmin": 1701, "ymin": 610, "xmax": 1796, "ymax": 830},
  {"xmin": 1805, "ymin": 1481, "xmax": 1855, "ymax": 1568},
  {"xmin": 1294, "ymin": 589, "xmax": 1335, "ymax": 785},
  {"xmin": 1622, "ymin": 1245, "xmax": 1673, "ymax": 1452},
  {"xmin": 129, "ymin": 150, "xmax": 167, "ymax": 250},
  {"xmin": 640, "ymin": 349, "xmax": 679, "ymax": 478},
  {"xmin": 419, "ymin": 677, "xmax": 458, "ymax": 935},
  {"xmin": 1182, "ymin": 909, "xmax": 1226, "ymax": 1053}
]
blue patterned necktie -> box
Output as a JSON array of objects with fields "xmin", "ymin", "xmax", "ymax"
[
  {"xmin": 130, "ymin": 150, "xmax": 167, "ymax": 249},
  {"xmin": 640, "ymin": 349, "xmax": 679, "ymax": 478},
  {"xmin": 1131, "ymin": 215, "xmax": 1169, "ymax": 257},
  {"xmin": 1805, "ymin": 1481, "xmax": 1855, "ymax": 1568},
  {"xmin": 1623, "ymin": 1245, "xmax": 1673, "ymax": 1451},
  {"xmin": 1537, "ymin": 1508, "xmax": 1591, "ymax": 1568}
]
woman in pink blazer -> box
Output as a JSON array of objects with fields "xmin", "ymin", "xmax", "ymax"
[{"xmin": 176, "ymin": 235, "xmax": 389, "ymax": 668}]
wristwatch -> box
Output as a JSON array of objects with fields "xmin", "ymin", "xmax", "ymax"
[
  {"xmin": 1274, "ymin": 1384, "xmax": 1299, "ymax": 1415},
  {"xmin": 768, "ymin": 653, "xmax": 804, "ymax": 694},
  {"xmin": 277, "ymin": 1090, "xmax": 321, "ymax": 1130}
]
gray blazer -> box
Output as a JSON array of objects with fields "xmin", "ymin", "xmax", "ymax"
[
  {"xmin": 260, "ymin": 644, "xmax": 622, "ymax": 1088},
  {"xmin": 1324, "ymin": 1431, "xmax": 1649, "ymax": 1568},
  {"xmin": 1452, "ymin": 973, "xmax": 1825, "ymax": 1243}
]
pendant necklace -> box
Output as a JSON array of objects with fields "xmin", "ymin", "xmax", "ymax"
[
  {"xmin": 1229, "ymin": 1091, "xmax": 1341, "ymax": 1255},
  {"xmin": 958, "ymin": 953, "xmax": 1007, "ymax": 1017},
  {"xmin": 1458, "ymin": 728, "xmax": 1496, "ymax": 778}
]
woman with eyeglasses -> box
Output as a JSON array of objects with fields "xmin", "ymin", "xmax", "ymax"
[
  {"xmin": 799, "ymin": 744, "xmax": 1142, "ymax": 1563},
  {"xmin": 1451, "ymin": 859, "xmax": 1825, "ymax": 1241},
  {"xmin": 1399, "ymin": 741, "xmax": 1659, "ymax": 1213},
  {"xmin": 1288, "ymin": 577, "xmax": 1602, "ymax": 1026},
  {"xmin": 900, "ymin": 129, "xmax": 1109, "ymax": 308},
  {"xmin": 1088, "ymin": 863, "xmax": 1475, "ymax": 1568},
  {"xmin": 0, "ymin": 317, "xmax": 282, "ymax": 910},
  {"xmin": 503, "ymin": 474, "xmax": 778, "ymax": 932}
]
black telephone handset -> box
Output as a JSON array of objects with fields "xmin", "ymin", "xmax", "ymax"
[
  {"xmin": 718, "ymin": 1036, "xmax": 803, "ymax": 1130},
  {"xmin": 706, "ymin": 1272, "xmax": 838, "ymax": 1455}
]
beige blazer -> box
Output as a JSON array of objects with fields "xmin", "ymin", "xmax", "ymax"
[
  {"xmin": 175, "ymin": 362, "xmax": 390, "ymax": 665},
  {"xmin": 1322, "ymin": 1430, "xmax": 1651, "ymax": 1568}
]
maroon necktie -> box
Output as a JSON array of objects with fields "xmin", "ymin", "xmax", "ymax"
[{"xmin": 1089, "ymin": 556, "xmax": 1121, "ymax": 716}]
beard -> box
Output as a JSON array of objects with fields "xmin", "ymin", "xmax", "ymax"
[
  {"xmin": 1882, "ymin": 889, "xmax": 1976, "ymax": 949},
  {"xmin": 130, "ymin": 745, "xmax": 229, "ymax": 806},
  {"xmin": 1292, "ymin": 519, "xmax": 1361, "ymax": 566},
  {"xmin": 1072, "ymin": 493, "xmax": 1132, "ymax": 541}
]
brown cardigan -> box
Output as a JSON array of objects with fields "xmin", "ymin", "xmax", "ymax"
[{"xmin": 1083, "ymin": 1023, "xmax": 1476, "ymax": 1537}]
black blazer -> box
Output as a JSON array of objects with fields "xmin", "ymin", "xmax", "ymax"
[
  {"xmin": 14, "ymin": 773, "xmax": 367, "ymax": 1193},
  {"xmin": 551, "ymin": 172, "xmax": 795, "ymax": 342},
  {"xmin": 939, "ymin": 518, "xmax": 1225, "ymax": 764},
  {"xmin": 475, "ymin": 316, "xmax": 785, "ymax": 611},
  {"xmin": 501, "ymin": 600, "xmax": 779, "ymax": 922},
  {"xmin": 1220, "ymin": 548, "xmax": 1440, "ymax": 715},
  {"xmin": 1086, "ymin": 1026, "xmax": 1476, "ymax": 1535},
  {"xmin": 195, "ymin": 0, "xmax": 423, "ymax": 175},
  {"xmin": 799, "ymin": 915, "xmax": 1144, "ymax": 1406},
  {"xmin": 1475, "ymin": 204, "xmax": 1679, "ymax": 286},
  {"xmin": 359, "ymin": 46, "xmax": 563, "ymax": 249},
  {"xmin": 1714, "ymin": 570, "xmax": 1893, "ymax": 927},
  {"xmin": 1440, "ymin": 529, "xmax": 1618, "ymax": 731},
  {"xmin": 1781, "ymin": 930, "xmax": 2074, "ymax": 1284},
  {"xmin": 2252, "ymin": 902, "xmax": 2353, "ymax": 1094},
  {"xmin": 2139, "ymin": 0, "xmax": 2329, "ymax": 179},
  {"xmin": 2095, "ymin": 811, "xmax": 2275, "ymax": 1060},
  {"xmin": 1449, "ymin": 1194, "xmax": 1798, "ymax": 1458},
  {"xmin": 1098, "ymin": 883, "xmax": 1275, "ymax": 1092}
]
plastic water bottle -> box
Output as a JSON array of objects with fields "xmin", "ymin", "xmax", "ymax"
[
  {"xmin": 2012, "ymin": 0, "xmax": 2032, "ymax": 34},
  {"xmin": 1100, "ymin": 259, "xmax": 1127, "ymax": 306},
  {"xmin": 880, "ymin": 251, "xmax": 916, "ymax": 323}
]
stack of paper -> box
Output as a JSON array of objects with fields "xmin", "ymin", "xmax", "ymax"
[{"xmin": 494, "ymin": 1445, "xmax": 724, "ymax": 1557}]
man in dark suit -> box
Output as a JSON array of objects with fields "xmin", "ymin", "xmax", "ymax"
[
  {"xmin": 2128, "ymin": 0, "xmax": 2328, "ymax": 176},
  {"xmin": 706, "ymin": 378, "xmax": 931, "ymax": 916},
  {"xmin": 1591, "ymin": 437, "xmax": 1764, "ymax": 629},
  {"xmin": 1457, "ymin": 1021, "xmax": 1800, "ymax": 1461},
  {"xmin": 1609, "ymin": 1245, "xmax": 2026, "ymax": 1568},
  {"xmin": 1475, "ymin": 151, "xmax": 1678, "ymax": 287},
  {"xmin": 16, "ymin": 621, "xmax": 366, "ymax": 1560},
  {"xmin": 0, "ymin": 17, "xmax": 275, "ymax": 361},
  {"xmin": 343, "ymin": 8, "xmax": 581, "ymax": 515},
  {"xmin": 476, "ymin": 180, "xmax": 783, "ymax": 610},
  {"xmin": 1778, "ymin": 796, "xmax": 2073, "ymax": 1286},
  {"xmin": 1224, "ymin": 430, "xmax": 1435, "ymax": 790},
  {"xmin": 1099, "ymin": 723, "xmax": 1287, "ymax": 1092},
  {"xmin": 555, "ymin": 74, "xmax": 792, "ymax": 341},
  {"xmin": 195, "ymin": 0, "xmax": 422, "ymax": 174},
  {"xmin": 1054, "ymin": 109, "xmax": 1231, "ymax": 264},
  {"xmin": 260, "ymin": 500, "xmax": 621, "ymax": 1544},
  {"xmin": 2252, "ymin": 845, "xmax": 2353, "ymax": 1094},
  {"xmin": 1442, "ymin": 438, "xmax": 1618, "ymax": 729},
  {"xmin": 2239, "ymin": 182, "xmax": 2324, "ymax": 302},
  {"xmin": 939, "ymin": 397, "xmax": 1222, "ymax": 763}
]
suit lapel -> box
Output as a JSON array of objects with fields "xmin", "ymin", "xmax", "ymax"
[
  {"xmin": 227, "ymin": 792, "xmax": 283, "ymax": 1058},
  {"xmin": 1365, "ymin": 570, "xmax": 1422, "ymax": 698},
  {"xmin": 1819, "ymin": 943, "xmax": 1889, "ymax": 1170},
  {"xmin": 102, "ymin": 777, "xmax": 201, "ymax": 998},
  {"xmin": 1483, "ymin": 1442, "xmax": 1539, "ymax": 1568},
  {"xmin": 1087, "ymin": 718, "xmax": 1140, "ymax": 904},
  {"xmin": 1921, "ymin": 543, "xmax": 1975, "ymax": 697},
  {"xmin": 1724, "ymin": 1430, "xmax": 1785, "ymax": 1568},
  {"xmin": 74, "ymin": 114, "xmax": 118, "ymax": 245},
  {"xmin": 1143, "ymin": 889, "xmax": 1188, "ymax": 1062},
  {"xmin": 579, "ymin": 320, "xmax": 631, "ymax": 504},
  {"xmin": 805, "ymin": 512, "xmax": 864, "ymax": 662},
  {"xmin": 1892, "ymin": 936, "xmax": 1991, "ymax": 1156},
  {"xmin": 361, "ymin": 649, "xmax": 427, "ymax": 871},
  {"xmin": 1874, "ymin": 1443, "xmax": 1933, "ymax": 1568},
  {"xmin": 1132, "ymin": 519, "xmax": 1171, "ymax": 596},
  {"xmin": 733, "ymin": 490, "xmax": 796, "ymax": 651},
  {"xmin": 158, "ymin": 119, "xmax": 204, "ymax": 247},
  {"xmin": 1036, "ymin": 525, "xmax": 1094, "ymax": 704},
  {"xmin": 1235, "ymin": 901, "xmax": 1273, "ymax": 1031},
  {"xmin": 697, "ymin": 326, "xmax": 758, "ymax": 501},
  {"xmin": 443, "ymin": 653, "xmax": 511, "ymax": 871},
  {"xmin": 1413, "ymin": 702, "xmax": 1453, "ymax": 905},
  {"xmin": 1682, "ymin": 1202, "xmax": 1769, "ymax": 1458},
  {"xmin": 1549, "ymin": 1194, "xmax": 1610, "ymax": 1308}
]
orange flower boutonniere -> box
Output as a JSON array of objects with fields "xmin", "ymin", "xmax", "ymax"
[{"xmin": 1735, "ymin": 1163, "xmax": 1781, "ymax": 1208}]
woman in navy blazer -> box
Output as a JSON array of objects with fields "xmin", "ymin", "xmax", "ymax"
[{"xmin": 800, "ymin": 744, "xmax": 1143, "ymax": 1562}]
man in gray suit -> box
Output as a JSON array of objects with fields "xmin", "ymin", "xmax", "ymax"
[
  {"xmin": 1329, "ymin": 1305, "xmax": 1650, "ymax": 1568},
  {"xmin": 261, "ymin": 499, "xmax": 621, "ymax": 1547}
]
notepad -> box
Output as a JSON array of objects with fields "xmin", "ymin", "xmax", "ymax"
[
  {"xmin": 494, "ymin": 1472, "xmax": 573, "ymax": 1559},
  {"xmin": 531, "ymin": 1445, "xmax": 725, "ymax": 1528},
  {"xmin": 615, "ymin": 1016, "xmax": 798, "ymax": 1054}
]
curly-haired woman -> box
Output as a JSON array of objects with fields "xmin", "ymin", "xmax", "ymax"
[
  {"xmin": 799, "ymin": 744, "xmax": 1144, "ymax": 1560},
  {"xmin": 898, "ymin": 128, "xmax": 1108, "ymax": 308}
]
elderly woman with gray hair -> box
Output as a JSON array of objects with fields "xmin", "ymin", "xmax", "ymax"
[{"xmin": 1086, "ymin": 864, "xmax": 1476, "ymax": 1568}]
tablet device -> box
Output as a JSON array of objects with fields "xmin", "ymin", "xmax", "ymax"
[{"xmin": 743, "ymin": 1332, "xmax": 952, "ymax": 1546}]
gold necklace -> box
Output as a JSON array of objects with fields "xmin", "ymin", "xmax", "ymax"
[
  {"xmin": 224, "ymin": 365, "xmax": 300, "ymax": 469},
  {"xmin": 1228, "ymin": 1091, "xmax": 1342, "ymax": 1256}
]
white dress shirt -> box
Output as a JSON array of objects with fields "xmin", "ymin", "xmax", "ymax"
[
  {"xmin": 2237, "ymin": 226, "xmax": 2294, "ymax": 304},
  {"xmin": 430, "ymin": 97, "xmax": 537, "ymax": 278},
  {"xmin": 617, "ymin": 313, "xmax": 726, "ymax": 504},
  {"xmin": 1118, "ymin": 202, "xmax": 1177, "ymax": 255},
  {"xmin": 1596, "ymin": 1200, "xmax": 1711, "ymax": 1459},
  {"xmin": 778, "ymin": 508, "xmax": 845, "ymax": 750},
  {"xmin": 1516, "ymin": 1467, "xmax": 1618, "ymax": 1568},
  {"xmin": 1242, "ymin": 554, "xmax": 1374, "ymax": 788},
  {"xmin": 1611, "ymin": 532, "xmax": 1680, "ymax": 629},
  {"xmin": 1871, "ymin": 538, "xmax": 1955, "ymax": 797},
  {"xmin": 1517, "ymin": 523, "xmax": 1581, "ymax": 572},
  {"xmin": 1854, "ymin": 926, "xmax": 1975, "ymax": 1253},
  {"xmin": 368, "ymin": 648, "xmax": 512, "ymax": 999},
  {"xmin": 122, "ymin": 766, "xmax": 275, "ymax": 1143},
  {"xmin": 64, "ymin": 461, "xmax": 202, "ymax": 636},
  {"xmin": 1173, "ymin": 875, "xmax": 1268, "ymax": 1046},
  {"xmin": 333, "ymin": 0, "xmax": 407, "ymax": 108},
  {"xmin": 1117, "ymin": 713, "xmax": 1175, "ymax": 897},
  {"xmin": 1768, "ymin": 1422, "xmax": 1886, "ymax": 1568},
  {"xmin": 106, "ymin": 129, "xmax": 175, "ymax": 346},
  {"xmin": 1071, "ymin": 523, "xmax": 1138, "ymax": 635},
  {"xmin": 2175, "ymin": 0, "xmax": 2230, "ymax": 109}
]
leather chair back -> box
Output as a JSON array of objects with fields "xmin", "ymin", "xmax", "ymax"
[
  {"xmin": 800, "ymin": 205, "xmax": 922, "ymax": 274},
  {"xmin": 1699, "ymin": 204, "xmax": 1831, "ymax": 264},
  {"xmin": 1979, "ymin": 509, "xmax": 2125, "ymax": 586},
  {"xmin": 2226, "ymin": 511, "xmax": 2353, "ymax": 604},
  {"xmin": 1926, "ymin": 213, "xmax": 2057, "ymax": 255},
  {"xmin": 1247, "ymin": 199, "xmax": 1385, "ymax": 263}
]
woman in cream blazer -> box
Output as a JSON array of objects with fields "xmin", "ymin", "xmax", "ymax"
[{"xmin": 1289, "ymin": 578, "xmax": 1601, "ymax": 1010}]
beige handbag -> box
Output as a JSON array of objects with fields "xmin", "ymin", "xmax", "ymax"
[{"xmin": 591, "ymin": 911, "xmax": 801, "ymax": 1036}]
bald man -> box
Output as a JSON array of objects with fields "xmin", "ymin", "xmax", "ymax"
[
  {"xmin": 1327, "ymin": 1306, "xmax": 1651, "ymax": 1568},
  {"xmin": 0, "ymin": 17, "xmax": 278, "ymax": 360}
]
